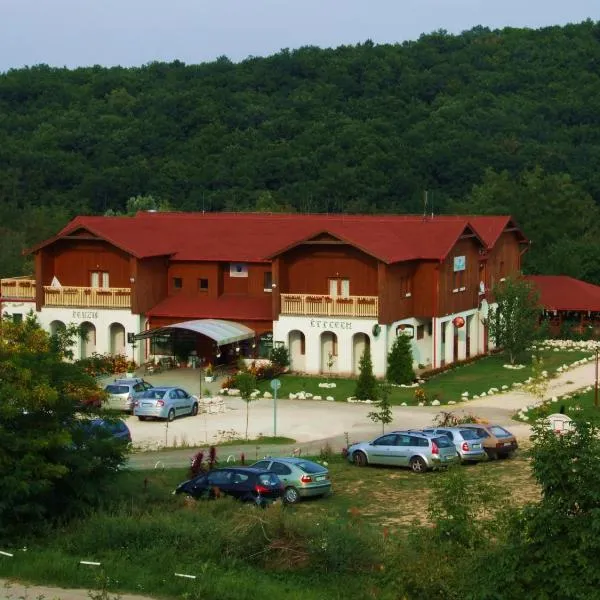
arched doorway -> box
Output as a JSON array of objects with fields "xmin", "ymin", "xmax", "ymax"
[
  {"xmin": 80, "ymin": 322, "xmax": 96, "ymax": 359},
  {"xmin": 109, "ymin": 322, "xmax": 126, "ymax": 356},
  {"xmin": 49, "ymin": 320, "xmax": 66, "ymax": 336},
  {"xmin": 320, "ymin": 331, "xmax": 338, "ymax": 374},
  {"xmin": 352, "ymin": 333, "xmax": 370, "ymax": 375},
  {"xmin": 288, "ymin": 330, "xmax": 306, "ymax": 372}
]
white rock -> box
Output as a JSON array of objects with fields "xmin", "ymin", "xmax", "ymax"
[
  {"xmin": 473, "ymin": 394, "xmax": 479, "ymax": 399},
  {"xmin": 418, "ymin": 402, "xmax": 424, "ymax": 407},
  {"xmin": 263, "ymin": 391, "xmax": 272, "ymax": 399},
  {"xmin": 448, "ymin": 400, "xmax": 456, "ymax": 405},
  {"xmin": 431, "ymin": 399, "xmax": 441, "ymax": 406},
  {"xmin": 229, "ymin": 389, "xmax": 240, "ymax": 396},
  {"xmin": 400, "ymin": 402, "xmax": 408, "ymax": 406},
  {"xmin": 305, "ymin": 392, "xmax": 313, "ymax": 399},
  {"xmin": 502, "ymin": 385, "xmax": 508, "ymax": 390},
  {"xmin": 480, "ymin": 392, "xmax": 487, "ymax": 397},
  {"xmin": 288, "ymin": 393, "xmax": 296, "ymax": 400},
  {"xmin": 326, "ymin": 396, "xmax": 335, "ymax": 402},
  {"xmin": 551, "ymin": 396, "xmax": 558, "ymax": 403},
  {"xmin": 461, "ymin": 391, "xmax": 469, "ymax": 397},
  {"xmin": 313, "ymin": 395, "xmax": 322, "ymax": 400}
]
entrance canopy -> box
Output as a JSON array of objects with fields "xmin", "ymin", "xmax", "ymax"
[{"xmin": 134, "ymin": 319, "xmax": 255, "ymax": 345}]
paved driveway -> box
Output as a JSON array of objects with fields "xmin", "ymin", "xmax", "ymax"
[{"xmin": 113, "ymin": 361, "xmax": 597, "ymax": 455}]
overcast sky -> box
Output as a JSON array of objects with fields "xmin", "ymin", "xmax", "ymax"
[{"xmin": 0, "ymin": 0, "xmax": 597, "ymax": 72}]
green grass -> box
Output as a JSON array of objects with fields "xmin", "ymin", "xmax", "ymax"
[
  {"xmin": 256, "ymin": 349, "xmax": 592, "ymax": 405},
  {"xmin": 522, "ymin": 387, "xmax": 600, "ymax": 423},
  {"xmin": 215, "ymin": 435, "xmax": 296, "ymax": 447},
  {"xmin": 0, "ymin": 454, "xmax": 539, "ymax": 600}
]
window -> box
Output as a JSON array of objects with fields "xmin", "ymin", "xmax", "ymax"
[
  {"xmin": 373, "ymin": 434, "xmax": 397, "ymax": 446},
  {"xmin": 232, "ymin": 472, "xmax": 249, "ymax": 484},
  {"xmin": 230, "ymin": 263, "xmax": 248, "ymax": 278},
  {"xmin": 400, "ymin": 277, "xmax": 412, "ymax": 297},
  {"xmin": 91, "ymin": 271, "xmax": 109, "ymax": 288},
  {"xmin": 253, "ymin": 461, "xmax": 270, "ymax": 470},
  {"xmin": 437, "ymin": 429, "xmax": 454, "ymax": 441},
  {"xmin": 416, "ymin": 325, "xmax": 424, "ymax": 340},
  {"xmin": 198, "ymin": 278, "xmax": 209, "ymax": 291},
  {"xmin": 397, "ymin": 435, "xmax": 413, "ymax": 446},
  {"xmin": 11, "ymin": 313, "xmax": 23, "ymax": 324},
  {"xmin": 427, "ymin": 322, "xmax": 433, "ymax": 336},
  {"xmin": 208, "ymin": 471, "xmax": 232, "ymax": 486},
  {"xmin": 176, "ymin": 389, "xmax": 189, "ymax": 399},
  {"xmin": 329, "ymin": 278, "xmax": 350, "ymax": 297},
  {"xmin": 270, "ymin": 462, "xmax": 292, "ymax": 476},
  {"xmin": 452, "ymin": 270, "xmax": 465, "ymax": 291},
  {"xmin": 263, "ymin": 271, "xmax": 272, "ymax": 291},
  {"xmin": 173, "ymin": 277, "xmax": 182, "ymax": 289}
]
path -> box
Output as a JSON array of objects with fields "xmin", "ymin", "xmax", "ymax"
[
  {"xmin": 126, "ymin": 359, "xmax": 598, "ymax": 470},
  {"xmin": 0, "ymin": 579, "xmax": 156, "ymax": 600}
]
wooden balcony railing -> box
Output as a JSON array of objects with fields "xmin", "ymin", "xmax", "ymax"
[
  {"xmin": 44, "ymin": 286, "xmax": 131, "ymax": 309},
  {"xmin": 1, "ymin": 278, "xmax": 36, "ymax": 300},
  {"xmin": 281, "ymin": 294, "xmax": 379, "ymax": 318}
]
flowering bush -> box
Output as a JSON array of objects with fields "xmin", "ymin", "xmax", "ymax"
[
  {"xmin": 414, "ymin": 388, "xmax": 428, "ymax": 404},
  {"xmin": 76, "ymin": 353, "xmax": 135, "ymax": 378}
]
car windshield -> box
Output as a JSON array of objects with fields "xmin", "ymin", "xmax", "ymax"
[
  {"xmin": 295, "ymin": 461, "xmax": 325, "ymax": 474},
  {"xmin": 490, "ymin": 426, "xmax": 513, "ymax": 438},
  {"xmin": 433, "ymin": 436, "xmax": 453, "ymax": 448},
  {"xmin": 459, "ymin": 429, "xmax": 480, "ymax": 440},
  {"xmin": 105, "ymin": 385, "xmax": 128, "ymax": 394},
  {"xmin": 141, "ymin": 389, "xmax": 168, "ymax": 399}
]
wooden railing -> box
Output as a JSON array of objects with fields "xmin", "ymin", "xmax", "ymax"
[
  {"xmin": 0, "ymin": 278, "xmax": 36, "ymax": 300},
  {"xmin": 44, "ymin": 286, "xmax": 132, "ymax": 308},
  {"xmin": 281, "ymin": 294, "xmax": 379, "ymax": 318}
]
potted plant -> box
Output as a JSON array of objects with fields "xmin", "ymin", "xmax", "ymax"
[{"xmin": 205, "ymin": 363, "xmax": 214, "ymax": 383}]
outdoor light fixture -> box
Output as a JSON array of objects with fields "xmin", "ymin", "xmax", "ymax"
[{"xmin": 235, "ymin": 346, "xmax": 240, "ymax": 353}]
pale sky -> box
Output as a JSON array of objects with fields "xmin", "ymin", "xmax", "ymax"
[{"xmin": 0, "ymin": 0, "xmax": 597, "ymax": 72}]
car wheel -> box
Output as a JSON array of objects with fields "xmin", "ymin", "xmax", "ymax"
[
  {"xmin": 410, "ymin": 456, "xmax": 427, "ymax": 473},
  {"xmin": 138, "ymin": 416, "xmax": 147, "ymax": 421},
  {"xmin": 284, "ymin": 486, "xmax": 300, "ymax": 504},
  {"xmin": 191, "ymin": 403, "xmax": 198, "ymax": 416},
  {"xmin": 167, "ymin": 408, "xmax": 175, "ymax": 422},
  {"xmin": 353, "ymin": 451, "xmax": 368, "ymax": 467}
]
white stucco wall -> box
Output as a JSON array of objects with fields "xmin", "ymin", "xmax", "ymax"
[
  {"xmin": 37, "ymin": 307, "xmax": 145, "ymax": 364},
  {"xmin": 274, "ymin": 315, "xmax": 388, "ymax": 377},
  {"xmin": 388, "ymin": 317, "xmax": 434, "ymax": 369}
]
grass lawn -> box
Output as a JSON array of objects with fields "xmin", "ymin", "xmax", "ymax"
[
  {"xmin": 0, "ymin": 454, "xmax": 538, "ymax": 600},
  {"xmin": 523, "ymin": 387, "xmax": 600, "ymax": 423},
  {"xmin": 255, "ymin": 349, "xmax": 592, "ymax": 405}
]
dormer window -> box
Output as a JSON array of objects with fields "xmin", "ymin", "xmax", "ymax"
[{"xmin": 173, "ymin": 277, "xmax": 182, "ymax": 290}]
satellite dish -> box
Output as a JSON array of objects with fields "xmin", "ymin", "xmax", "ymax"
[{"xmin": 480, "ymin": 299, "xmax": 489, "ymax": 320}]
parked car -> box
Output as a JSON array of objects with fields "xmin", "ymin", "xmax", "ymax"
[
  {"xmin": 421, "ymin": 427, "xmax": 488, "ymax": 462},
  {"xmin": 87, "ymin": 418, "xmax": 132, "ymax": 443},
  {"xmin": 104, "ymin": 378, "xmax": 153, "ymax": 412},
  {"xmin": 459, "ymin": 424, "xmax": 519, "ymax": 459},
  {"xmin": 347, "ymin": 430, "xmax": 458, "ymax": 473},
  {"xmin": 173, "ymin": 467, "xmax": 284, "ymax": 507},
  {"xmin": 71, "ymin": 417, "xmax": 132, "ymax": 446},
  {"xmin": 251, "ymin": 457, "xmax": 331, "ymax": 504},
  {"xmin": 133, "ymin": 386, "xmax": 199, "ymax": 421}
]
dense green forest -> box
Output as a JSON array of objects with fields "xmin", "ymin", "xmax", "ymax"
[{"xmin": 1, "ymin": 21, "xmax": 600, "ymax": 280}]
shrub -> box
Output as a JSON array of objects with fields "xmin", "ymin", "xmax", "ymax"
[
  {"xmin": 354, "ymin": 346, "xmax": 378, "ymax": 400},
  {"xmin": 387, "ymin": 334, "xmax": 415, "ymax": 384},
  {"xmin": 270, "ymin": 344, "xmax": 290, "ymax": 369}
]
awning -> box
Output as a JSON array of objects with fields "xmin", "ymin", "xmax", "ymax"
[{"xmin": 134, "ymin": 319, "xmax": 255, "ymax": 345}]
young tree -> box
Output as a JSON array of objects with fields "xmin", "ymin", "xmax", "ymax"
[
  {"xmin": 487, "ymin": 276, "xmax": 541, "ymax": 365},
  {"xmin": 368, "ymin": 384, "xmax": 393, "ymax": 433},
  {"xmin": 236, "ymin": 372, "xmax": 258, "ymax": 440},
  {"xmin": 355, "ymin": 346, "xmax": 378, "ymax": 401},
  {"xmin": 0, "ymin": 316, "xmax": 128, "ymax": 534},
  {"xmin": 386, "ymin": 334, "xmax": 415, "ymax": 385}
]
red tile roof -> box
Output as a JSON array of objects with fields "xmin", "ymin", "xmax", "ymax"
[
  {"xmin": 146, "ymin": 293, "xmax": 273, "ymax": 321},
  {"xmin": 39, "ymin": 212, "xmax": 520, "ymax": 264},
  {"xmin": 526, "ymin": 275, "xmax": 600, "ymax": 312}
]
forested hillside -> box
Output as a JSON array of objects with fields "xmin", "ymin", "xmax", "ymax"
[{"xmin": 2, "ymin": 21, "xmax": 600, "ymax": 280}]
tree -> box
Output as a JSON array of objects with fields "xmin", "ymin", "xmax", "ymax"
[
  {"xmin": 236, "ymin": 372, "xmax": 257, "ymax": 440},
  {"xmin": 269, "ymin": 344, "xmax": 290, "ymax": 369},
  {"xmin": 487, "ymin": 276, "xmax": 541, "ymax": 365},
  {"xmin": 367, "ymin": 384, "xmax": 393, "ymax": 433},
  {"xmin": 524, "ymin": 355, "xmax": 549, "ymax": 404},
  {"xmin": 355, "ymin": 346, "xmax": 378, "ymax": 401},
  {"xmin": 386, "ymin": 334, "xmax": 415, "ymax": 385},
  {"xmin": 0, "ymin": 316, "xmax": 128, "ymax": 535}
]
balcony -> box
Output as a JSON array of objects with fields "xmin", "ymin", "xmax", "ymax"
[
  {"xmin": 1, "ymin": 278, "xmax": 36, "ymax": 300},
  {"xmin": 44, "ymin": 286, "xmax": 131, "ymax": 309},
  {"xmin": 281, "ymin": 294, "xmax": 378, "ymax": 318}
]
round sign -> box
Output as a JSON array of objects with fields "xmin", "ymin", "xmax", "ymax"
[
  {"xmin": 453, "ymin": 316, "xmax": 465, "ymax": 328},
  {"xmin": 270, "ymin": 378, "xmax": 281, "ymax": 391}
]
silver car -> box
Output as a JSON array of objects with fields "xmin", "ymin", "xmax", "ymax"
[
  {"xmin": 251, "ymin": 457, "xmax": 331, "ymax": 504},
  {"xmin": 104, "ymin": 378, "xmax": 153, "ymax": 412},
  {"xmin": 422, "ymin": 427, "xmax": 488, "ymax": 462},
  {"xmin": 133, "ymin": 386, "xmax": 199, "ymax": 421},
  {"xmin": 347, "ymin": 430, "xmax": 458, "ymax": 473}
]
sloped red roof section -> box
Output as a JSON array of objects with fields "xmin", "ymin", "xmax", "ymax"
[
  {"xmin": 37, "ymin": 212, "xmax": 518, "ymax": 263},
  {"xmin": 526, "ymin": 275, "xmax": 600, "ymax": 312},
  {"xmin": 146, "ymin": 294, "xmax": 273, "ymax": 321}
]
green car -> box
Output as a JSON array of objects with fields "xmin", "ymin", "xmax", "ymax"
[{"xmin": 251, "ymin": 457, "xmax": 331, "ymax": 504}]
